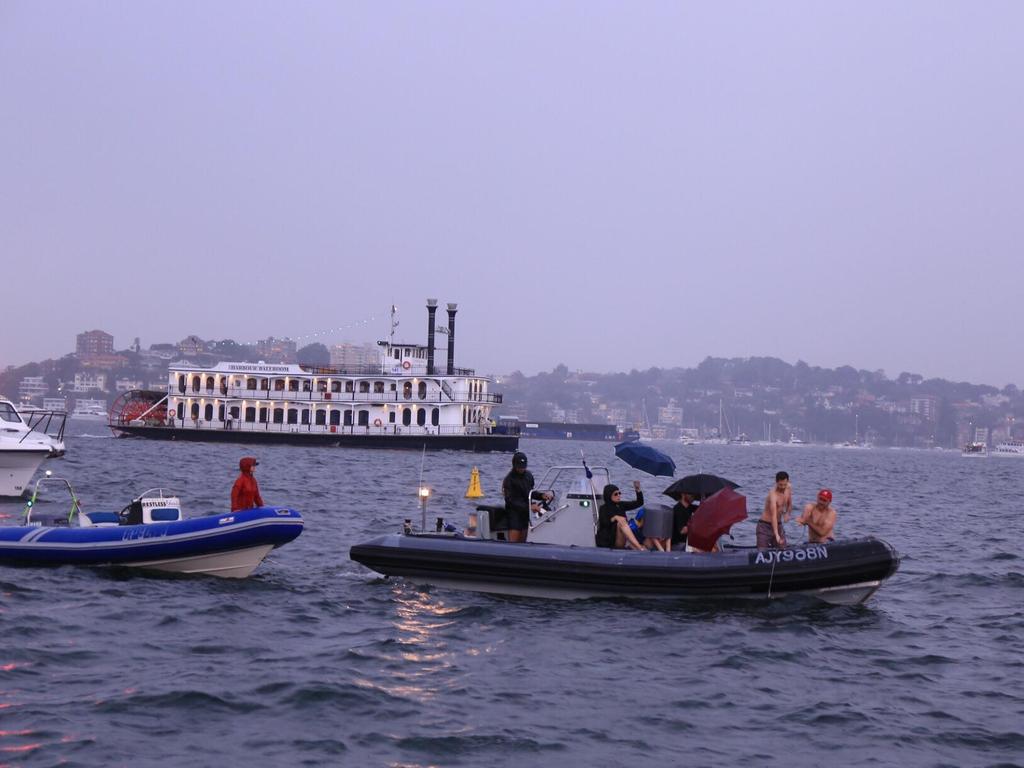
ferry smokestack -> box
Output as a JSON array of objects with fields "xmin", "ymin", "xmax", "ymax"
[
  {"xmin": 426, "ymin": 299, "xmax": 438, "ymax": 376},
  {"xmin": 446, "ymin": 303, "xmax": 457, "ymax": 375}
]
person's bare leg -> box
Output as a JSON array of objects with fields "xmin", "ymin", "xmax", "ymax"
[
  {"xmin": 616, "ymin": 519, "xmax": 644, "ymax": 550},
  {"xmin": 508, "ymin": 528, "xmax": 526, "ymax": 543}
]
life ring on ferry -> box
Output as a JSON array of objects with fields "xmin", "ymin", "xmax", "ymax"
[
  {"xmin": 402, "ymin": 361, "xmax": 411, "ymax": 370},
  {"xmin": 373, "ymin": 418, "xmax": 382, "ymax": 427}
]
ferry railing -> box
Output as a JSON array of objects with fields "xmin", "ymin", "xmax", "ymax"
[
  {"xmin": 159, "ymin": 418, "xmax": 497, "ymax": 437},
  {"xmin": 205, "ymin": 388, "xmax": 503, "ymax": 404}
]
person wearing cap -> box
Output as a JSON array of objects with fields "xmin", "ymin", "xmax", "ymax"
[
  {"xmin": 595, "ymin": 482, "xmax": 646, "ymax": 551},
  {"xmin": 797, "ymin": 489, "xmax": 837, "ymax": 543},
  {"xmin": 231, "ymin": 456, "xmax": 264, "ymax": 512},
  {"xmin": 502, "ymin": 451, "xmax": 545, "ymax": 543},
  {"xmin": 756, "ymin": 471, "xmax": 791, "ymax": 549}
]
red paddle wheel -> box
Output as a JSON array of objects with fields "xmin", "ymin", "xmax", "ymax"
[{"xmin": 109, "ymin": 390, "xmax": 168, "ymax": 435}]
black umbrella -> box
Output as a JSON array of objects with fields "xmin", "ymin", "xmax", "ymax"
[{"xmin": 662, "ymin": 473, "xmax": 740, "ymax": 500}]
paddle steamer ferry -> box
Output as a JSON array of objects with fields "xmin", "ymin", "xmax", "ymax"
[{"xmin": 110, "ymin": 301, "xmax": 518, "ymax": 452}]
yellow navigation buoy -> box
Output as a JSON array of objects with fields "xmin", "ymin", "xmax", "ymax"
[{"xmin": 465, "ymin": 466, "xmax": 484, "ymax": 498}]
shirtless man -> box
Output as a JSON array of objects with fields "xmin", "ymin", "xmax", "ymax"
[
  {"xmin": 797, "ymin": 489, "xmax": 837, "ymax": 543},
  {"xmin": 756, "ymin": 471, "xmax": 792, "ymax": 549}
]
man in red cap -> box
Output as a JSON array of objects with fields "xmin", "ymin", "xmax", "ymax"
[
  {"xmin": 797, "ymin": 489, "xmax": 837, "ymax": 543},
  {"xmin": 231, "ymin": 457, "xmax": 264, "ymax": 512}
]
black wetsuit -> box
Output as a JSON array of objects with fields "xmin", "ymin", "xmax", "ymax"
[{"xmin": 502, "ymin": 469, "xmax": 535, "ymax": 531}]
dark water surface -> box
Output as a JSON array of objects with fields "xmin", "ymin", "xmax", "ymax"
[{"xmin": 2, "ymin": 425, "xmax": 1022, "ymax": 767}]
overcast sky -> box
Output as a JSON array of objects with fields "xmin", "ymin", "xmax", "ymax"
[{"xmin": 2, "ymin": 3, "xmax": 1021, "ymax": 386}]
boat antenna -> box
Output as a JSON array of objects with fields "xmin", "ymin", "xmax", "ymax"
[
  {"xmin": 418, "ymin": 443, "xmax": 427, "ymax": 531},
  {"xmin": 580, "ymin": 448, "xmax": 600, "ymax": 527}
]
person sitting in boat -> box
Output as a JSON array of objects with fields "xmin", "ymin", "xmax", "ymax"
[
  {"xmin": 596, "ymin": 482, "xmax": 646, "ymax": 551},
  {"xmin": 502, "ymin": 451, "xmax": 541, "ymax": 543},
  {"xmin": 670, "ymin": 493, "xmax": 698, "ymax": 551},
  {"xmin": 797, "ymin": 488, "xmax": 837, "ymax": 543},
  {"xmin": 231, "ymin": 456, "xmax": 264, "ymax": 512}
]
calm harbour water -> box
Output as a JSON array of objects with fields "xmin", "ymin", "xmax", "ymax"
[{"xmin": 1, "ymin": 423, "xmax": 1022, "ymax": 768}]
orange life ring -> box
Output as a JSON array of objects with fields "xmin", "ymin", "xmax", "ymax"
[
  {"xmin": 402, "ymin": 361, "xmax": 411, "ymax": 370},
  {"xmin": 373, "ymin": 418, "xmax": 382, "ymax": 427}
]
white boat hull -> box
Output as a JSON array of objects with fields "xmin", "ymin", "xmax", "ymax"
[
  {"xmin": 125, "ymin": 543, "xmax": 277, "ymax": 578},
  {"xmin": 0, "ymin": 447, "xmax": 50, "ymax": 498}
]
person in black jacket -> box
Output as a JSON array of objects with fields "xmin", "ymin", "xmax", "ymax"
[
  {"xmin": 502, "ymin": 451, "xmax": 545, "ymax": 543},
  {"xmin": 671, "ymin": 493, "xmax": 699, "ymax": 550},
  {"xmin": 596, "ymin": 482, "xmax": 646, "ymax": 550}
]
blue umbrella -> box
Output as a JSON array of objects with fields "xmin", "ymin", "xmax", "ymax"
[{"xmin": 613, "ymin": 441, "xmax": 676, "ymax": 477}]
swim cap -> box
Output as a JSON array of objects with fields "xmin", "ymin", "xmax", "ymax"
[{"xmin": 817, "ymin": 489, "xmax": 832, "ymax": 503}]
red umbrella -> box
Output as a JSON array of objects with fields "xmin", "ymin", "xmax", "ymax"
[{"xmin": 687, "ymin": 486, "xmax": 748, "ymax": 552}]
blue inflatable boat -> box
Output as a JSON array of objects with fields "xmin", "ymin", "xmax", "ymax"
[{"xmin": 0, "ymin": 477, "xmax": 303, "ymax": 578}]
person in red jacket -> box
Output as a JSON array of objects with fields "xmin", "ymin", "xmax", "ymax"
[{"xmin": 231, "ymin": 456, "xmax": 264, "ymax": 511}]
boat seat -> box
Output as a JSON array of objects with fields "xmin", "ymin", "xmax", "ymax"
[
  {"xmin": 475, "ymin": 504, "xmax": 508, "ymax": 531},
  {"xmin": 83, "ymin": 511, "xmax": 121, "ymax": 527}
]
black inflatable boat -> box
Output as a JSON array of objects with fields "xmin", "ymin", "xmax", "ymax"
[{"xmin": 350, "ymin": 534, "xmax": 900, "ymax": 604}]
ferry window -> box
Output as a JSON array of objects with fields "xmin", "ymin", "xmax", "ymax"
[
  {"xmin": 178, "ymin": 375, "xmax": 186, "ymax": 393},
  {"xmin": 272, "ymin": 408, "xmax": 283, "ymax": 423},
  {"xmin": 246, "ymin": 377, "xmax": 257, "ymax": 390},
  {"xmin": 218, "ymin": 405, "xmax": 225, "ymax": 421},
  {"xmin": 274, "ymin": 379, "xmax": 285, "ymax": 391},
  {"xmin": 389, "ymin": 411, "xmax": 396, "ymax": 424},
  {"xmin": 330, "ymin": 410, "xmax": 341, "ymax": 426},
  {"xmin": 417, "ymin": 408, "xmax": 426, "ymax": 426},
  {"xmin": 260, "ymin": 378, "xmax": 270, "ymax": 390},
  {"xmin": 302, "ymin": 380, "xmax": 312, "ymax": 392},
  {"xmin": 359, "ymin": 382, "xmax": 370, "ymax": 393},
  {"xmin": 403, "ymin": 382, "xmax": 412, "ymax": 400},
  {"xmin": 219, "ymin": 378, "xmax": 227, "ymax": 394},
  {"xmin": 431, "ymin": 408, "xmax": 439, "ymax": 426},
  {"xmin": 287, "ymin": 408, "xmax": 298, "ymax": 424},
  {"xmin": 330, "ymin": 381, "xmax": 341, "ymax": 393},
  {"xmin": 345, "ymin": 381, "xmax": 354, "ymax": 393},
  {"xmin": 343, "ymin": 410, "xmax": 353, "ymax": 426},
  {"xmin": 244, "ymin": 407, "xmax": 255, "ymax": 422},
  {"xmin": 258, "ymin": 407, "xmax": 268, "ymax": 423},
  {"xmin": 191, "ymin": 403, "xmax": 200, "ymax": 419},
  {"xmin": 357, "ymin": 410, "xmax": 369, "ymax": 426},
  {"xmin": 177, "ymin": 403, "xmax": 185, "ymax": 420},
  {"xmin": 288, "ymin": 380, "xmax": 299, "ymax": 392},
  {"xmin": 318, "ymin": 380, "xmax": 328, "ymax": 392},
  {"xmin": 390, "ymin": 383, "xmax": 397, "ymax": 391},
  {"xmin": 418, "ymin": 381, "xmax": 427, "ymax": 400},
  {"xmin": 393, "ymin": 349, "xmax": 400, "ymax": 360},
  {"xmin": 301, "ymin": 409, "xmax": 310, "ymax": 425},
  {"xmin": 192, "ymin": 376, "xmax": 201, "ymax": 392},
  {"xmin": 402, "ymin": 408, "xmax": 411, "ymax": 426},
  {"xmin": 374, "ymin": 382, "xmax": 384, "ymax": 394},
  {"xmin": 204, "ymin": 404, "xmax": 214, "ymax": 421},
  {"xmin": 315, "ymin": 409, "xmax": 326, "ymax": 426},
  {"xmin": 205, "ymin": 376, "xmax": 215, "ymax": 390},
  {"xmin": 230, "ymin": 406, "xmax": 240, "ymax": 419}
]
